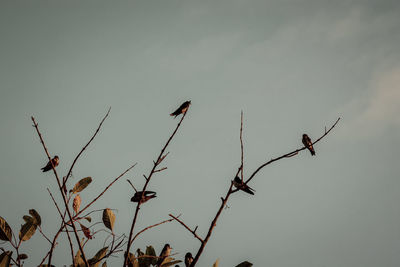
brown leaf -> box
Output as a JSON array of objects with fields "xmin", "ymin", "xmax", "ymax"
[
  {"xmin": 72, "ymin": 177, "xmax": 92, "ymax": 194},
  {"xmin": 17, "ymin": 253, "xmax": 28, "ymax": 260},
  {"xmin": 80, "ymin": 223, "xmax": 92, "ymax": 240},
  {"xmin": 0, "ymin": 251, "xmax": 12, "ymax": 266},
  {"xmin": 0, "ymin": 216, "xmax": 12, "ymax": 242},
  {"xmin": 102, "ymin": 209, "xmax": 115, "ymax": 232},
  {"xmin": 73, "ymin": 194, "xmax": 81, "ymax": 214},
  {"xmin": 29, "ymin": 209, "xmax": 41, "ymax": 226}
]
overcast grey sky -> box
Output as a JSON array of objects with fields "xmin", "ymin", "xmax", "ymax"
[{"xmin": 1, "ymin": 0, "xmax": 400, "ymax": 266}]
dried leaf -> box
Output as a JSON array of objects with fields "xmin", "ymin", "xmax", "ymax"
[
  {"xmin": 17, "ymin": 253, "xmax": 28, "ymax": 260},
  {"xmin": 101, "ymin": 262, "xmax": 107, "ymax": 267},
  {"xmin": 19, "ymin": 220, "xmax": 37, "ymax": 241},
  {"xmin": 0, "ymin": 216, "xmax": 12, "ymax": 242},
  {"xmin": 160, "ymin": 258, "xmax": 182, "ymax": 267},
  {"xmin": 23, "ymin": 215, "xmax": 33, "ymax": 224},
  {"xmin": 102, "ymin": 209, "xmax": 115, "ymax": 232},
  {"xmin": 88, "ymin": 247, "xmax": 108, "ymax": 267},
  {"xmin": 80, "ymin": 223, "xmax": 92, "ymax": 240},
  {"xmin": 72, "ymin": 177, "xmax": 92, "ymax": 194},
  {"xmin": 235, "ymin": 261, "xmax": 253, "ymax": 267},
  {"xmin": 145, "ymin": 246, "xmax": 157, "ymax": 266},
  {"xmin": 213, "ymin": 258, "xmax": 219, "ymax": 267},
  {"xmin": 0, "ymin": 251, "xmax": 12, "ymax": 267},
  {"xmin": 74, "ymin": 249, "xmax": 85, "ymax": 267},
  {"xmin": 29, "ymin": 209, "xmax": 41, "ymax": 226},
  {"xmin": 73, "ymin": 194, "xmax": 82, "ymax": 214},
  {"xmin": 84, "ymin": 217, "xmax": 92, "ymax": 223}
]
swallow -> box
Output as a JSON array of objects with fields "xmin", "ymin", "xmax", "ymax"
[
  {"xmin": 156, "ymin": 243, "xmax": 172, "ymax": 266},
  {"xmin": 233, "ymin": 176, "xmax": 255, "ymax": 195},
  {"xmin": 170, "ymin": 101, "xmax": 191, "ymax": 118},
  {"xmin": 185, "ymin": 252, "xmax": 193, "ymax": 267},
  {"xmin": 130, "ymin": 191, "xmax": 157, "ymax": 203},
  {"xmin": 302, "ymin": 134, "xmax": 315, "ymax": 156},
  {"xmin": 41, "ymin": 155, "xmax": 59, "ymax": 172}
]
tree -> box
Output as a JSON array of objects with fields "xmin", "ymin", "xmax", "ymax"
[{"xmin": 0, "ymin": 102, "xmax": 340, "ymax": 266}]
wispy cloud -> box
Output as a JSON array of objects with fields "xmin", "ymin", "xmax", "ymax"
[{"xmin": 338, "ymin": 66, "xmax": 400, "ymax": 137}]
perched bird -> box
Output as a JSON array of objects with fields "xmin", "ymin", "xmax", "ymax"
[
  {"xmin": 130, "ymin": 191, "xmax": 157, "ymax": 204},
  {"xmin": 185, "ymin": 252, "xmax": 193, "ymax": 267},
  {"xmin": 233, "ymin": 176, "xmax": 255, "ymax": 195},
  {"xmin": 302, "ymin": 134, "xmax": 315, "ymax": 156},
  {"xmin": 41, "ymin": 156, "xmax": 59, "ymax": 172},
  {"xmin": 170, "ymin": 101, "xmax": 191, "ymax": 118},
  {"xmin": 156, "ymin": 244, "xmax": 172, "ymax": 266}
]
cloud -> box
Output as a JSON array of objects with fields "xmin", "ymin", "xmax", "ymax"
[{"xmin": 338, "ymin": 66, "xmax": 400, "ymax": 137}]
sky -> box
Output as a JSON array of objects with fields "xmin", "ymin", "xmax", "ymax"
[{"xmin": 0, "ymin": 0, "xmax": 400, "ymax": 266}]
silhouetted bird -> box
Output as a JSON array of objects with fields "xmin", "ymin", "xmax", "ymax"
[
  {"xmin": 233, "ymin": 176, "xmax": 255, "ymax": 195},
  {"xmin": 130, "ymin": 191, "xmax": 157, "ymax": 204},
  {"xmin": 170, "ymin": 101, "xmax": 191, "ymax": 118},
  {"xmin": 302, "ymin": 134, "xmax": 315, "ymax": 156},
  {"xmin": 41, "ymin": 156, "xmax": 59, "ymax": 172},
  {"xmin": 185, "ymin": 252, "xmax": 193, "ymax": 267},
  {"xmin": 156, "ymin": 244, "xmax": 172, "ymax": 266}
]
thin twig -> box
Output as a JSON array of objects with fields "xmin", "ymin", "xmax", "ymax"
[
  {"xmin": 62, "ymin": 107, "xmax": 111, "ymax": 188},
  {"xmin": 73, "ymin": 163, "xmax": 137, "ymax": 219},
  {"xmin": 169, "ymin": 214, "xmax": 204, "ymax": 243},
  {"xmin": 244, "ymin": 117, "xmax": 341, "ymax": 186},
  {"xmin": 131, "ymin": 217, "xmax": 176, "ymax": 244},
  {"xmin": 127, "ymin": 179, "xmax": 137, "ymax": 192},
  {"xmin": 124, "ymin": 111, "xmax": 188, "ymax": 266},
  {"xmin": 31, "ymin": 116, "xmax": 90, "ymax": 267},
  {"xmin": 240, "ymin": 111, "xmax": 244, "ymax": 182}
]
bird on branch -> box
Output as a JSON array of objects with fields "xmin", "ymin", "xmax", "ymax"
[
  {"xmin": 156, "ymin": 243, "xmax": 172, "ymax": 266},
  {"xmin": 233, "ymin": 176, "xmax": 255, "ymax": 195},
  {"xmin": 130, "ymin": 191, "xmax": 157, "ymax": 204},
  {"xmin": 41, "ymin": 155, "xmax": 59, "ymax": 172},
  {"xmin": 302, "ymin": 134, "xmax": 315, "ymax": 156},
  {"xmin": 185, "ymin": 252, "xmax": 193, "ymax": 267},
  {"xmin": 170, "ymin": 100, "xmax": 191, "ymax": 118}
]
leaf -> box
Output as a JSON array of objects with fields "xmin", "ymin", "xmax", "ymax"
[
  {"xmin": 160, "ymin": 259, "xmax": 182, "ymax": 267},
  {"xmin": 19, "ymin": 220, "xmax": 37, "ymax": 241},
  {"xmin": 17, "ymin": 253, "xmax": 28, "ymax": 260},
  {"xmin": 145, "ymin": 246, "xmax": 157, "ymax": 266},
  {"xmin": 73, "ymin": 194, "xmax": 81, "ymax": 214},
  {"xmin": 23, "ymin": 216, "xmax": 33, "ymax": 224},
  {"xmin": 74, "ymin": 249, "xmax": 85, "ymax": 267},
  {"xmin": 72, "ymin": 177, "xmax": 92, "ymax": 194},
  {"xmin": 88, "ymin": 247, "xmax": 108, "ymax": 267},
  {"xmin": 0, "ymin": 216, "xmax": 12, "ymax": 242},
  {"xmin": 102, "ymin": 209, "xmax": 115, "ymax": 232},
  {"xmin": 235, "ymin": 261, "xmax": 253, "ymax": 267},
  {"xmin": 84, "ymin": 217, "xmax": 92, "ymax": 223},
  {"xmin": 0, "ymin": 251, "xmax": 12, "ymax": 267},
  {"xmin": 127, "ymin": 252, "xmax": 138, "ymax": 267},
  {"xmin": 213, "ymin": 258, "xmax": 219, "ymax": 267},
  {"xmin": 80, "ymin": 223, "xmax": 92, "ymax": 239},
  {"xmin": 39, "ymin": 265, "xmax": 56, "ymax": 267},
  {"xmin": 101, "ymin": 262, "xmax": 107, "ymax": 267},
  {"xmin": 29, "ymin": 209, "xmax": 41, "ymax": 226}
]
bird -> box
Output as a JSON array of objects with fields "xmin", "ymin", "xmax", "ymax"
[
  {"xmin": 170, "ymin": 101, "xmax": 191, "ymax": 118},
  {"xmin": 130, "ymin": 191, "xmax": 157, "ymax": 203},
  {"xmin": 156, "ymin": 244, "xmax": 172, "ymax": 266},
  {"xmin": 41, "ymin": 156, "xmax": 59, "ymax": 172},
  {"xmin": 233, "ymin": 176, "xmax": 255, "ymax": 195},
  {"xmin": 302, "ymin": 134, "xmax": 315, "ymax": 156},
  {"xmin": 185, "ymin": 252, "xmax": 193, "ymax": 267}
]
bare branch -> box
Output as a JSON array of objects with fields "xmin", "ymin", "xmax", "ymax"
[
  {"xmin": 244, "ymin": 117, "xmax": 341, "ymax": 185},
  {"xmin": 154, "ymin": 167, "xmax": 167, "ymax": 173},
  {"xmin": 74, "ymin": 163, "xmax": 137, "ymax": 219},
  {"xmin": 169, "ymin": 214, "xmax": 204, "ymax": 243},
  {"xmin": 240, "ymin": 111, "xmax": 244, "ymax": 182},
  {"xmin": 63, "ymin": 107, "xmax": 111, "ymax": 187},
  {"xmin": 31, "ymin": 116, "xmax": 90, "ymax": 267},
  {"xmin": 124, "ymin": 111, "xmax": 189, "ymax": 266},
  {"xmin": 127, "ymin": 179, "xmax": 137, "ymax": 192},
  {"xmin": 131, "ymin": 217, "xmax": 175, "ymax": 244}
]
